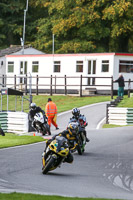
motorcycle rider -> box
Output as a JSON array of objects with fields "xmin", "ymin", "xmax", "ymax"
[
  {"xmin": 44, "ymin": 122, "xmax": 80, "ymax": 163},
  {"xmin": 70, "ymin": 108, "xmax": 90, "ymax": 142},
  {"xmin": 29, "ymin": 103, "xmax": 46, "ymax": 132}
]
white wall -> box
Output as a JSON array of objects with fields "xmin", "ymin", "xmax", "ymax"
[{"xmin": 5, "ymin": 53, "xmax": 133, "ymax": 91}]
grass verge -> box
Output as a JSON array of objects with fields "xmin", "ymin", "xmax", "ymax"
[
  {"xmin": 0, "ymin": 133, "xmax": 44, "ymax": 148},
  {"xmin": 0, "ymin": 192, "xmax": 121, "ymax": 200},
  {"xmin": 116, "ymin": 95, "xmax": 133, "ymax": 107},
  {"xmin": 103, "ymin": 124, "xmax": 126, "ymax": 128},
  {"xmin": 1, "ymin": 95, "xmax": 111, "ymax": 113}
]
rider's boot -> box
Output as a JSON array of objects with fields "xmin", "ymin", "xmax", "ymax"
[{"xmin": 86, "ymin": 137, "xmax": 90, "ymax": 142}]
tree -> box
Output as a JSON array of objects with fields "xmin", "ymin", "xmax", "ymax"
[
  {"xmin": 102, "ymin": 0, "xmax": 133, "ymax": 52},
  {"xmin": 0, "ymin": 0, "xmax": 24, "ymax": 47},
  {"xmin": 0, "ymin": 0, "xmax": 133, "ymax": 53}
]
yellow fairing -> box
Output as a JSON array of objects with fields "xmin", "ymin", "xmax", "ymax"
[
  {"xmin": 66, "ymin": 133, "xmax": 75, "ymax": 140},
  {"xmin": 49, "ymin": 140, "xmax": 69, "ymax": 157},
  {"xmin": 70, "ymin": 143, "xmax": 78, "ymax": 151},
  {"xmin": 42, "ymin": 157, "xmax": 45, "ymax": 167}
]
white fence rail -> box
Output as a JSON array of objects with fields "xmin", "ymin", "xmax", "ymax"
[
  {"xmin": 108, "ymin": 107, "xmax": 133, "ymax": 125},
  {"xmin": 0, "ymin": 112, "xmax": 28, "ymax": 134}
]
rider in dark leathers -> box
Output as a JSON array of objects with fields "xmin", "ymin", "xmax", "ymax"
[
  {"xmin": 28, "ymin": 103, "xmax": 46, "ymax": 131},
  {"xmin": 70, "ymin": 108, "xmax": 89, "ymax": 142}
]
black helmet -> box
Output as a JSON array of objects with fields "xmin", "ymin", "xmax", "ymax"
[
  {"xmin": 48, "ymin": 98, "xmax": 52, "ymax": 102},
  {"xmin": 30, "ymin": 103, "xmax": 36, "ymax": 110},
  {"xmin": 67, "ymin": 122, "xmax": 79, "ymax": 136},
  {"xmin": 72, "ymin": 108, "xmax": 80, "ymax": 117}
]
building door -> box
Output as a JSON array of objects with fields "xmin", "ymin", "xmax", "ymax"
[
  {"xmin": 87, "ymin": 60, "xmax": 96, "ymax": 85},
  {"xmin": 20, "ymin": 61, "xmax": 27, "ymax": 84}
]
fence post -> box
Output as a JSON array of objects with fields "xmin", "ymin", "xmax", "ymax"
[
  {"xmin": 80, "ymin": 75, "xmax": 82, "ymax": 97},
  {"xmin": 50, "ymin": 75, "xmax": 53, "ymax": 96},
  {"xmin": 54, "ymin": 75, "xmax": 56, "ymax": 94},
  {"xmin": 36, "ymin": 75, "xmax": 38, "ymax": 95},
  {"xmin": 14, "ymin": 75, "xmax": 16, "ymax": 90},
  {"xmin": 64, "ymin": 75, "xmax": 67, "ymax": 95},
  {"xmin": 128, "ymin": 78, "xmax": 131, "ymax": 98},
  {"xmin": 111, "ymin": 76, "xmax": 113, "ymax": 99},
  {"xmin": 106, "ymin": 104, "xmax": 110, "ymax": 124},
  {"xmin": 2, "ymin": 74, "xmax": 5, "ymax": 87},
  {"xmin": 25, "ymin": 74, "xmax": 27, "ymax": 95}
]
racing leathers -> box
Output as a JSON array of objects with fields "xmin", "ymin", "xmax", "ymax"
[{"xmin": 69, "ymin": 114, "xmax": 89, "ymax": 142}]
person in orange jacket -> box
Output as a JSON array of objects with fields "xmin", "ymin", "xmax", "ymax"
[{"xmin": 45, "ymin": 98, "xmax": 59, "ymax": 130}]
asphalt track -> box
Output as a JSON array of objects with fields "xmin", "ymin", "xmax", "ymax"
[{"xmin": 0, "ymin": 102, "xmax": 133, "ymax": 200}]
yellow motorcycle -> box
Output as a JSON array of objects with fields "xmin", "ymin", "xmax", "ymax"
[{"xmin": 42, "ymin": 136, "xmax": 69, "ymax": 174}]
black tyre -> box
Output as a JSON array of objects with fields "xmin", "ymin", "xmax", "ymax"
[
  {"xmin": 42, "ymin": 124, "xmax": 51, "ymax": 135},
  {"xmin": 46, "ymin": 124, "xmax": 51, "ymax": 135},
  {"xmin": 77, "ymin": 133, "xmax": 86, "ymax": 155},
  {"xmin": 77, "ymin": 136, "xmax": 84, "ymax": 155},
  {"xmin": 77, "ymin": 144, "xmax": 83, "ymax": 155},
  {"xmin": 42, "ymin": 156, "xmax": 55, "ymax": 174}
]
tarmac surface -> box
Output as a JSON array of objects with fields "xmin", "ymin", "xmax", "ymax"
[{"xmin": 0, "ymin": 102, "xmax": 133, "ymax": 200}]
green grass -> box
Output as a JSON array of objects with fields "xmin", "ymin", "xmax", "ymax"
[
  {"xmin": 103, "ymin": 124, "xmax": 125, "ymax": 128},
  {"xmin": 1, "ymin": 95, "xmax": 111, "ymax": 113},
  {"xmin": 116, "ymin": 95, "xmax": 133, "ymax": 108},
  {"xmin": 0, "ymin": 133, "xmax": 44, "ymax": 148},
  {"xmin": 0, "ymin": 192, "xmax": 121, "ymax": 200}
]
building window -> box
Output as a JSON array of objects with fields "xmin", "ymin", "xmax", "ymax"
[
  {"xmin": 32, "ymin": 61, "xmax": 39, "ymax": 73},
  {"xmin": 8, "ymin": 62, "xmax": 14, "ymax": 73},
  {"xmin": 101, "ymin": 60, "xmax": 109, "ymax": 72},
  {"xmin": 76, "ymin": 61, "xmax": 83, "ymax": 72},
  {"xmin": 119, "ymin": 60, "xmax": 133, "ymax": 73},
  {"xmin": 54, "ymin": 61, "xmax": 61, "ymax": 72}
]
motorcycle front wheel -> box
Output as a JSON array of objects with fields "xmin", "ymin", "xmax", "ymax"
[{"xmin": 42, "ymin": 156, "xmax": 56, "ymax": 174}]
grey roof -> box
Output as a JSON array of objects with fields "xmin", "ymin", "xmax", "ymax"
[{"xmin": 0, "ymin": 45, "xmax": 45, "ymax": 57}]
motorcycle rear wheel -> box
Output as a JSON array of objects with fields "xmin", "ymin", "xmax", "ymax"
[
  {"xmin": 77, "ymin": 137, "xmax": 85, "ymax": 155},
  {"xmin": 77, "ymin": 133, "xmax": 86, "ymax": 155},
  {"xmin": 42, "ymin": 124, "xmax": 51, "ymax": 135},
  {"xmin": 42, "ymin": 156, "xmax": 55, "ymax": 174}
]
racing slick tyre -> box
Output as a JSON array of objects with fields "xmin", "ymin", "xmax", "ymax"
[
  {"xmin": 42, "ymin": 124, "xmax": 51, "ymax": 135},
  {"xmin": 42, "ymin": 156, "xmax": 55, "ymax": 174},
  {"xmin": 77, "ymin": 144, "xmax": 83, "ymax": 155}
]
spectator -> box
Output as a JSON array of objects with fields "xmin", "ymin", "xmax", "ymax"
[
  {"xmin": 115, "ymin": 73, "xmax": 125, "ymax": 98},
  {"xmin": 45, "ymin": 98, "xmax": 59, "ymax": 130}
]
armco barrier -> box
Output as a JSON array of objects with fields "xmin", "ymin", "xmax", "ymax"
[
  {"xmin": 0, "ymin": 112, "xmax": 28, "ymax": 134},
  {"xmin": 108, "ymin": 107, "xmax": 133, "ymax": 125}
]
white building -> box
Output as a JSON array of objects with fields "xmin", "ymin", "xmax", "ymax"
[{"xmin": 1, "ymin": 48, "xmax": 133, "ymax": 94}]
